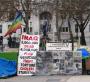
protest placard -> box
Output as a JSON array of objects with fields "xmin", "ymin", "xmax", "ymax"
[{"xmin": 18, "ymin": 33, "xmax": 39, "ymax": 76}]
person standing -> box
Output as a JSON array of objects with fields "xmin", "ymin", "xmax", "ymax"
[
  {"xmin": 8, "ymin": 35, "xmax": 12, "ymax": 48},
  {"xmin": 0, "ymin": 36, "xmax": 3, "ymax": 51},
  {"xmin": 43, "ymin": 20, "xmax": 48, "ymax": 37}
]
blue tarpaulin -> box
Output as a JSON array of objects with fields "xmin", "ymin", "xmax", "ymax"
[
  {"xmin": 77, "ymin": 48, "xmax": 90, "ymax": 58},
  {"xmin": 0, "ymin": 58, "xmax": 17, "ymax": 78}
]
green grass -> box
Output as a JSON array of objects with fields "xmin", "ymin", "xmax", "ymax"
[
  {"xmin": 0, "ymin": 52, "xmax": 18, "ymax": 61},
  {"xmin": 0, "ymin": 51, "xmax": 89, "ymax": 61}
]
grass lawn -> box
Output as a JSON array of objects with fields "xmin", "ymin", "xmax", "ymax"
[
  {"xmin": 0, "ymin": 51, "xmax": 89, "ymax": 62},
  {"xmin": 0, "ymin": 52, "xmax": 18, "ymax": 61}
]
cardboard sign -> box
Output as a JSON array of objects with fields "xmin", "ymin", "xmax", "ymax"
[
  {"xmin": 18, "ymin": 33, "xmax": 39, "ymax": 76},
  {"xmin": 46, "ymin": 43, "xmax": 72, "ymax": 51}
]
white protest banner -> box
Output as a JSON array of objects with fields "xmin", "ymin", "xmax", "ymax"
[
  {"xmin": 19, "ymin": 33, "xmax": 39, "ymax": 51},
  {"xmin": 46, "ymin": 43, "xmax": 72, "ymax": 51},
  {"xmin": 18, "ymin": 59, "xmax": 36, "ymax": 75},
  {"xmin": 18, "ymin": 51, "xmax": 36, "ymax": 63},
  {"xmin": 18, "ymin": 33, "xmax": 39, "ymax": 76}
]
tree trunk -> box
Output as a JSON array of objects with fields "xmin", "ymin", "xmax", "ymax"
[
  {"xmin": 56, "ymin": 9, "xmax": 60, "ymax": 41},
  {"xmin": 68, "ymin": 17, "xmax": 74, "ymax": 51},
  {"xmin": 57, "ymin": 19, "xmax": 64, "ymax": 41},
  {"xmin": 25, "ymin": 12, "xmax": 30, "ymax": 34},
  {"xmin": 26, "ymin": 19, "xmax": 29, "ymax": 34},
  {"xmin": 80, "ymin": 31, "xmax": 86, "ymax": 45},
  {"xmin": 57, "ymin": 30, "xmax": 61, "ymax": 41},
  {"xmin": 56, "ymin": 0, "xmax": 61, "ymax": 41}
]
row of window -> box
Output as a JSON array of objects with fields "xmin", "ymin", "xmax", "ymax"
[
  {"xmin": 1, "ymin": 24, "xmax": 90, "ymax": 33},
  {"xmin": 0, "ymin": 25, "xmax": 69, "ymax": 33},
  {"xmin": 61, "ymin": 27, "xmax": 69, "ymax": 32}
]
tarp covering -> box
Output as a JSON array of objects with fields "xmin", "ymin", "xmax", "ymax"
[
  {"xmin": 77, "ymin": 48, "xmax": 90, "ymax": 58},
  {"xmin": 0, "ymin": 58, "xmax": 17, "ymax": 78}
]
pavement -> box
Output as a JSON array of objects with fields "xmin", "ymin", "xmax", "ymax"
[
  {"xmin": 4, "ymin": 47, "xmax": 18, "ymax": 52},
  {"xmin": 67, "ymin": 75, "xmax": 90, "ymax": 82},
  {"xmin": 0, "ymin": 75, "xmax": 90, "ymax": 82}
]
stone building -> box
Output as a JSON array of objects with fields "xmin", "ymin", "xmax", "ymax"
[{"xmin": 0, "ymin": 0, "xmax": 90, "ymax": 48}]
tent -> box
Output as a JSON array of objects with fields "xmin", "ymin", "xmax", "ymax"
[{"xmin": 0, "ymin": 58, "xmax": 17, "ymax": 78}]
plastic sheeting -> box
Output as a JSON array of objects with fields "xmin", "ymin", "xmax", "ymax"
[
  {"xmin": 0, "ymin": 58, "xmax": 17, "ymax": 78},
  {"xmin": 77, "ymin": 48, "xmax": 89, "ymax": 58}
]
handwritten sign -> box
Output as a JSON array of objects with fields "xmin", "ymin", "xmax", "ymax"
[{"xmin": 18, "ymin": 33, "xmax": 39, "ymax": 76}]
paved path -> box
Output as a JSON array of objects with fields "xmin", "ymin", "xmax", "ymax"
[
  {"xmin": 0, "ymin": 75, "xmax": 71, "ymax": 82},
  {"xmin": 4, "ymin": 48, "xmax": 18, "ymax": 52},
  {"xmin": 67, "ymin": 75, "xmax": 90, "ymax": 82},
  {"xmin": 1, "ymin": 75, "xmax": 90, "ymax": 82}
]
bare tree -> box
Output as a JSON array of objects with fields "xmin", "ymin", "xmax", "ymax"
[
  {"xmin": 0, "ymin": 0, "xmax": 66, "ymax": 41},
  {"xmin": 0, "ymin": 0, "xmax": 14, "ymax": 21},
  {"xmin": 59, "ymin": 0, "xmax": 90, "ymax": 48},
  {"xmin": 0, "ymin": 0, "xmax": 32, "ymax": 34},
  {"xmin": 13, "ymin": 0, "xmax": 32, "ymax": 34},
  {"xmin": 57, "ymin": 0, "xmax": 74, "ymax": 50},
  {"xmin": 70, "ymin": 0, "xmax": 90, "ymax": 45},
  {"xmin": 1, "ymin": 0, "xmax": 90, "ymax": 46}
]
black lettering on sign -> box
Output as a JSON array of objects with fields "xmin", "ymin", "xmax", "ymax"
[{"xmin": 19, "ymin": 71, "xmax": 30, "ymax": 74}]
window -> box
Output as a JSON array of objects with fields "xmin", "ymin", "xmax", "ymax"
[
  {"xmin": 40, "ymin": 12, "xmax": 52, "ymax": 20},
  {"xmin": 63, "ymin": 27, "xmax": 65, "ymax": 32},
  {"xmin": 66, "ymin": 27, "xmax": 68, "ymax": 32},
  {"xmin": 0, "ymin": 25, "xmax": 2, "ymax": 33},
  {"xmin": 61, "ymin": 27, "xmax": 69, "ymax": 32}
]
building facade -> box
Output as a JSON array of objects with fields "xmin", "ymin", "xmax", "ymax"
[
  {"xmin": 1, "ymin": 12, "xmax": 90, "ymax": 47},
  {"xmin": 1, "ymin": 0, "xmax": 90, "ymax": 48}
]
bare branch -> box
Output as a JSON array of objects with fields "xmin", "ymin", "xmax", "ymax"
[{"xmin": 83, "ymin": 13, "xmax": 90, "ymax": 26}]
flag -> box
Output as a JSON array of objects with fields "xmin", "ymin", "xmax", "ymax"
[{"xmin": 4, "ymin": 11, "xmax": 22, "ymax": 37}]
